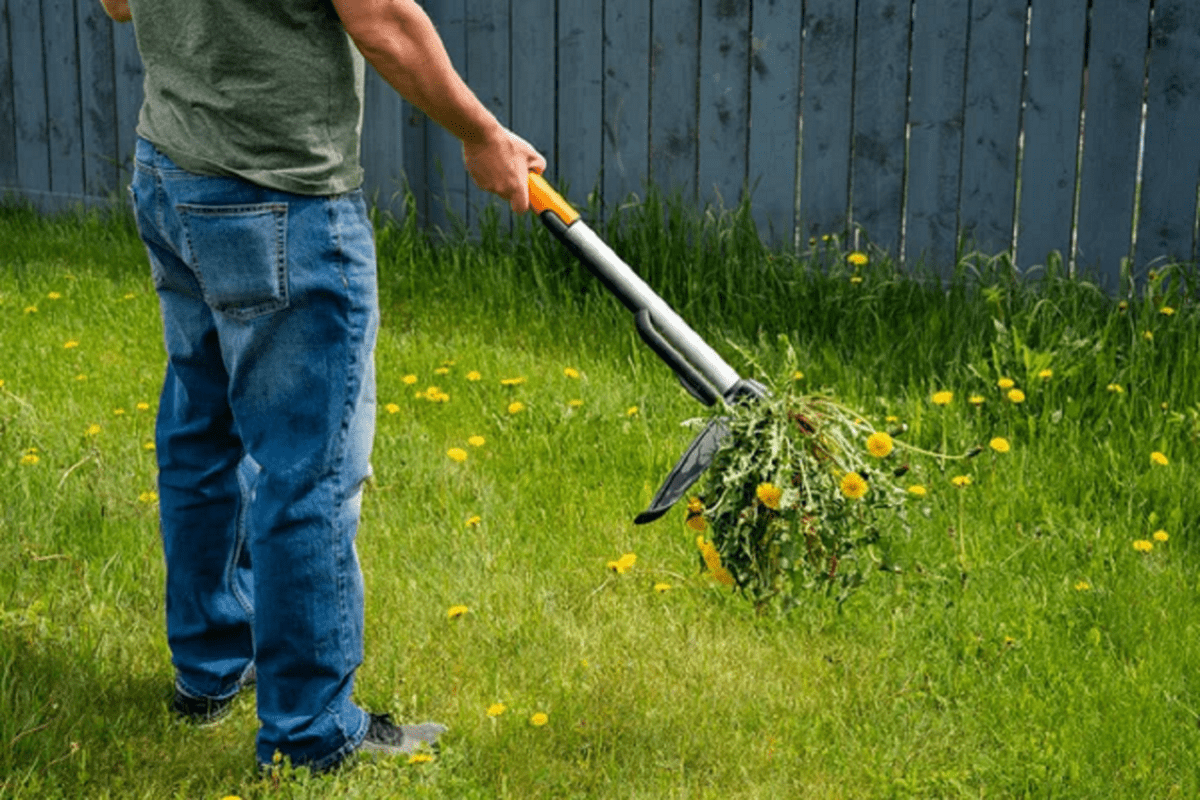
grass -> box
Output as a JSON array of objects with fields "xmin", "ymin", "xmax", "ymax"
[{"xmin": 1, "ymin": 192, "xmax": 1198, "ymax": 799}]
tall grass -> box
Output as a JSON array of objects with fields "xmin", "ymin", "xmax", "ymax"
[{"xmin": 1, "ymin": 193, "xmax": 1198, "ymax": 798}]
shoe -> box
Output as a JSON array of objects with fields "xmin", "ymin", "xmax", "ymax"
[
  {"xmin": 171, "ymin": 663, "xmax": 256, "ymax": 726},
  {"xmin": 356, "ymin": 713, "xmax": 447, "ymax": 757}
]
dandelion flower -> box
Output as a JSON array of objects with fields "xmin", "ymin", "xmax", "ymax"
[
  {"xmin": 654, "ymin": 582, "xmax": 672, "ymax": 593},
  {"xmin": 931, "ymin": 391, "xmax": 953, "ymax": 406},
  {"xmin": 500, "ymin": 376, "xmax": 527, "ymax": 387},
  {"xmin": 1074, "ymin": 581, "xmax": 1091, "ymax": 592},
  {"xmin": 1142, "ymin": 330, "xmax": 1154, "ymax": 342},
  {"xmin": 466, "ymin": 370, "xmax": 482, "ymax": 381},
  {"xmin": 447, "ymin": 604, "xmax": 469, "ymax": 619},
  {"xmin": 1150, "ymin": 451, "xmax": 1168, "ymax": 466},
  {"xmin": 434, "ymin": 367, "xmax": 450, "ymax": 375},
  {"xmin": 24, "ymin": 305, "xmax": 37, "ymax": 314},
  {"xmin": 507, "ymin": 401, "xmax": 525, "ymax": 415},
  {"xmin": 136, "ymin": 402, "xmax": 150, "ymax": 411},
  {"xmin": 402, "ymin": 374, "xmax": 418, "ymax": 385},
  {"xmin": 626, "ymin": 405, "xmax": 639, "ymax": 417},
  {"xmin": 468, "ymin": 435, "xmax": 486, "ymax": 447},
  {"xmin": 607, "ymin": 552, "xmax": 637, "ymax": 574},
  {"xmin": 989, "ymin": 437, "xmax": 1011, "ymax": 453},
  {"xmin": 847, "ymin": 251, "xmax": 868, "ymax": 267},
  {"xmin": 529, "ymin": 712, "xmax": 549, "ymax": 727},
  {"xmin": 997, "ymin": 377, "xmax": 1015, "ymax": 390},
  {"xmin": 486, "ymin": 703, "xmax": 507, "ymax": 717},
  {"xmin": 1039, "ymin": 369, "xmax": 1053, "ymax": 380},
  {"xmin": 20, "ymin": 453, "xmax": 40, "ymax": 466},
  {"xmin": 1106, "ymin": 383, "xmax": 1124, "ymax": 394},
  {"xmin": 563, "ymin": 367, "xmax": 580, "ymax": 379},
  {"xmin": 793, "ymin": 370, "xmax": 805, "ymax": 381},
  {"xmin": 907, "ymin": 484, "xmax": 927, "ymax": 497},
  {"xmin": 968, "ymin": 395, "xmax": 985, "ymax": 406},
  {"xmin": 447, "ymin": 447, "xmax": 468, "ymax": 463},
  {"xmin": 567, "ymin": 399, "xmax": 584, "ymax": 408},
  {"xmin": 1133, "ymin": 539, "xmax": 1153, "ymax": 553},
  {"xmin": 1007, "ymin": 388, "xmax": 1025, "ymax": 403},
  {"xmin": 64, "ymin": 340, "xmax": 79, "ymax": 349},
  {"xmin": 849, "ymin": 275, "xmax": 864, "ymax": 285},
  {"xmin": 1160, "ymin": 306, "xmax": 1175, "ymax": 316},
  {"xmin": 139, "ymin": 491, "xmax": 159, "ymax": 504},
  {"xmin": 75, "ymin": 374, "xmax": 87, "ymax": 381},
  {"xmin": 407, "ymin": 753, "xmax": 435, "ymax": 765},
  {"xmin": 686, "ymin": 497, "xmax": 707, "ymax": 531},
  {"xmin": 756, "ymin": 482, "xmax": 783, "ymax": 509},
  {"xmin": 866, "ymin": 431, "xmax": 894, "ymax": 458},
  {"xmin": 85, "ymin": 424, "xmax": 101, "ymax": 436},
  {"xmin": 143, "ymin": 441, "xmax": 156, "ymax": 451},
  {"xmin": 47, "ymin": 291, "xmax": 61, "ymax": 300},
  {"xmin": 385, "ymin": 403, "xmax": 400, "ymax": 414},
  {"xmin": 464, "ymin": 515, "xmax": 482, "ymax": 527},
  {"xmin": 1153, "ymin": 530, "xmax": 1169, "ymax": 542},
  {"xmin": 951, "ymin": 475, "xmax": 972, "ymax": 488},
  {"xmin": 840, "ymin": 472, "xmax": 868, "ymax": 499}
]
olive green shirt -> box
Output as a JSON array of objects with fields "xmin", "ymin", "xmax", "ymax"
[{"xmin": 130, "ymin": 0, "xmax": 365, "ymax": 195}]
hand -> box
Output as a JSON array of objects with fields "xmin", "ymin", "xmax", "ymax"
[{"xmin": 462, "ymin": 128, "xmax": 547, "ymax": 214}]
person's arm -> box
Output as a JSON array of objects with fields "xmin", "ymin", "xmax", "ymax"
[
  {"xmin": 100, "ymin": 0, "xmax": 132, "ymax": 22},
  {"xmin": 332, "ymin": 0, "xmax": 544, "ymax": 212}
]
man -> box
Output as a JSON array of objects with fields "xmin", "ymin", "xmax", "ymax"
[{"xmin": 101, "ymin": 0, "xmax": 545, "ymax": 773}]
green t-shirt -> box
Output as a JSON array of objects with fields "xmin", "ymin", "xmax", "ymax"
[{"xmin": 130, "ymin": 0, "xmax": 365, "ymax": 196}]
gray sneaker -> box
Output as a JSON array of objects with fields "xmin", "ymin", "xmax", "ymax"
[{"xmin": 357, "ymin": 713, "xmax": 447, "ymax": 757}]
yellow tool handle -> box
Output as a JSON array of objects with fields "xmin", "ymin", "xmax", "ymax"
[{"xmin": 528, "ymin": 172, "xmax": 580, "ymax": 225}]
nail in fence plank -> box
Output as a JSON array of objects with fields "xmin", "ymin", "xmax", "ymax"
[
  {"xmin": 1016, "ymin": 0, "xmax": 1088, "ymax": 272},
  {"xmin": 557, "ymin": 0, "xmax": 603, "ymax": 206},
  {"xmin": 651, "ymin": 0, "xmax": 701, "ymax": 203},
  {"xmin": 698, "ymin": 0, "xmax": 750, "ymax": 211},
  {"xmin": 905, "ymin": 0, "xmax": 970, "ymax": 273},
  {"xmin": 424, "ymin": 0, "xmax": 469, "ymax": 233},
  {"xmin": 959, "ymin": 0, "xmax": 1026, "ymax": 259},
  {"xmin": 604, "ymin": 0, "xmax": 651, "ymax": 208},
  {"xmin": 799, "ymin": 0, "xmax": 856, "ymax": 244},
  {"xmin": 78, "ymin": 0, "xmax": 119, "ymax": 199},
  {"xmin": 1137, "ymin": 0, "xmax": 1200, "ymax": 268},
  {"xmin": 748, "ymin": 0, "xmax": 802, "ymax": 247},
  {"xmin": 850, "ymin": 0, "xmax": 910, "ymax": 255},
  {"xmin": 1076, "ymin": 0, "xmax": 1151, "ymax": 290}
]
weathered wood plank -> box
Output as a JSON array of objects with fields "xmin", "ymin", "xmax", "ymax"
[
  {"xmin": 698, "ymin": 0, "xmax": 751, "ymax": 210},
  {"xmin": 799, "ymin": 0, "xmax": 855, "ymax": 244},
  {"xmin": 850, "ymin": 0, "xmax": 910, "ymax": 254},
  {"xmin": 77, "ymin": 0, "xmax": 119, "ymax": 198},
  {"xmin": 604, "ymin": 0, "xmax": 651, "ymax": 207},
  {"xmin": 112, "ymin": 18, "xmax": 142, "ymax": 179},
  {"xmin": 1137, "ymin": 0, "xmax": 1200, "ymax": 268},
  {"xmin": 44, "ymin": 0, "xmax": 85, "ymax": 200},
  {"xmin": 650, "ymin": 0, "xmax": 701, "ymax": 202},
  {"xmin": 0, "ymin": 0, "xmax": 17, "ymax": 191},
  {"xmin": 905, "ymin": 0, "xmax": 970, "ymax": 272},
  {"xmin": 959, "ymin": 0, "xmax": 1026, "ymax": 258},
  {"xmin": 1017, "ymin": 0, "xmax": 1088, "ymax": 272},
  {"xmin": 510, "ymin": 0, "xmax": 556, "ymax": 173},
  {"xmin": 11, "ymin": 0, "xmax": 51, "ymax": 197},
  {"xmin": 1075, "ymin": 0, "xmax": 1151, "ymax": 288},
  {"xmin": 424, "ymin": 0, "xmax": 469, "ymax": 233},
  {"xmin": 466, "ymin": 0, "xmax": 511, "ymax": 227},
  {"xmin": 747, "ymin": 0, "xmax": 801, "ymax": 247},
  {"xmin": 557, "ymin": 0, "xmax": 603, "ymax": 206},
  {"xmin": 361, "ymin": 68, "xmax": 406, "ymax": 217}
]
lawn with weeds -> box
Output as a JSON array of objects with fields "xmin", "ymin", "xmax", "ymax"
[{"xmin": 1, "ymin": 193, "xmax": 1199, "ymax": 798}]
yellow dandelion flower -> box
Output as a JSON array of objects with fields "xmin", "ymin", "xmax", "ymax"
[
  {"xmin": 64, "ymin": 340, "xmax": 79, "ymax": 349},
  {"xmin": 1142, "ymin": 330, "xmax": 1154, "ymax": 341},
  {"xmin": 468, "ymin": 435, "xmax": 485, "ymax": 447},
  {"xmin": 866, "ymin": 431, "xmax": 894, "ymax": 458},
  {"xmin": 466, "ymin": 370, "xmax": 482, "ymax": 381},
  {"xmin": 75, "ymin": 374, "xmax": 87, "ymax": 381},
  {"xmin": 447, "ymin": 604, "xmax": 469, "ymax": 620},
  {"xmin": 137, "ymin": 402, "xmax": 150, "ymax": 411},
  {"xmin": 85, "ymin": 424, "xmax": 101, "ymax": 436},
  {"xmin": 1133, "ymin": 539, "xmax": 1153, "ymax": 553},
  {"xmin": 1007, "ymin": 388, "xmax": 1026, "ymax": 403},
  {"xmin": 486, "ymin": 703, "xmax": 507, "ymax": 717},
  {"xmin": 434, "ymin": 367, "xmax": 450, "ymax": 375},
  {"xmin": 464, "ymin": 515, "xmax": 482, "ymax": 527},
  {"xmin": 1074, "ymin": 581, "xmax": 1091, "ymax": 592},
  {"xmin": 654, "ymin": 582, "xmax": 672, "ymax": 593},
  {"xmin": 24, "ymin": 305, "xmax": 37, "ymax": 314},
  {"xmin": 849, "ymin": 275, "xmax": 864, "ymax": 285},
  {"xmin": 1106, "ymin": 383, "xmax": 1124, "ymax": 394},
  {"xmin": 123, "ymin": 292, "xmax": 136, "ymax": 300},
  {"xmin": 626, "ymin": 405, "xmax": 639, "ymax": 417},
  {"xmin": 47, "ymin": 291, "xmax": 61, "ymax": 300},
  {"xmin": 385, "ymin": 403, "xmax": 400, "ymax": 414},
  {"xmin": 951, "ymin": 475, "xmax": 972, "ymax": 488},
  {"xmin": 1039, "ymin": 369, "xmax": 1053, "ymax": 380},
  {"xmin": 567, "ymin": 399, "xmax": 584, "ymax": 408},
  {"xmin": 20, "ymin": 453, "xmax": 40, "ymax": 466},
  {"xmin": 138, "ymin": 491, "xmax": 159, "ymax": 504},
  {"xmin": 1150, "ymin": 451, "xmax": 1168, "ymax": 466},
  {"xmin": 529, "ymin": 712, "xmax": 549, "ymax": 727},
  {"xmin": 407, "ymin": 753, "xmax": 435, "ymax": 765},
  {"xmin": 1160, "ymin": 306, "xmax": 1175, "ymax": 316},
  {"xmin": 143, "ymin": 441, "xmax": 156, "ymax": 451},
  {"xmin": 1153, "ymin": 530, "xmax": 1169, "ymax": 542},
  {"xmin": 687, "ymin": 497, "xmax": 704, "ymax": 514},
  {"xmin": 402, "ymin": 374, "xmax": 418, "ymax": 385},
  {"xmin": 840, "ymin": 471, "xmax": 868, "ymax": 499},
  {"xmin": 907, "ymin": 484, "xmax": 927, "ymax": 497},
  {"xmin": 113, "ymin": 408, "xmax": 126, "ymax": 416},
  {"xmin": 563, "ymin": 367, "xmax": 580, "ymax": 379},
  {"xmin": 793, "ymin": 370, "xmax": 805, "ymax": 381},
  {"xmin": 847, "ymin": 251, "xmax": 869, "ymax": 267},
  {"xmin": 756, "ymin": 482, "xmax": 783, "ymax": 509},
  {"xmin": 967, "ymin": 395, "xmax": 985, "ymax": 406},
  {"xmin": 997, "ymin": 377, "xmax": 1015, "ymax": 390},
  {"xmin": 989, "ymin": 437, "xmax": 1011, "ymax": 453},
  {"xmin": 931, "ymin": 391, "xmax": 953, "ymax": 406},
  {"xmin": 607, "ymin": 552, "xmax": 637, "ymax": 574},
  {"xmin": 447, "ymin": 447, "xmax": 468, "ymax": 463},
  {"xmin": 500, "ymin": 376, "xmax": 527, "ymax": 386},
  {"xmin": 507, "ymin": 401, "xmax": 525, "ymax": 414}
]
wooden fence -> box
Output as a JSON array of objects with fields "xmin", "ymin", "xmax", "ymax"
[{"xmin": 2, "ymin": 0, "xmax": 1199, "ymax": 288}]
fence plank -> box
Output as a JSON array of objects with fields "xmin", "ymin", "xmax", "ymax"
[
  {"xmin": 958, "ymin": 0, "xmax": 1026, "ymax": 258},
  {"xmin": 604, "ymin": 0, "xmax": 651, "ymax": 206},
  {"xmin": 424, "ymin": 0, "xmax": 468, "ymax": 232},
  {"xmin": 850, "ymin": 0, "xmax": 910, "ymax": 254},
  {"xmin": 905, "ymin": 0, "xmax": 970, "ymax": 271},
  {"xmin": 1075, "ymin": 0, "xmax": 1150, "ymax": 288},
  {"xmin": 466, "ymin": 0, "xmax": 511, "ymax": 226},
  {"xmin": 650, "ymin": 0, "xmax": 700, "ymax": 202},
  {"xmin": 361, "ymin": 69, "xmax": 405, "ymax": 217},
  {"xmin": 557, "ymin": 0, "xmax": 603, "ymax": 205},
  {"xmin": 748, "ymin": 0, "xmax": 801, "ymax": 247},
  {"xmin": 44, "ymin": 0, "xmax": 85, "ymax": 201},
  {"xmin": 77, "ymin": 0, "xmax": 119, "ymax": 198},
  {"xmin": 799, "ymin": 0, "xmax": 855, "ymax": 244},
  {"xmin": 1017, "ymin": 0, "xmax": 1088, "ymax": 272},
  {"xmin": 0, "ymin": 0, "xmax": 16, "ymax": 191},
  {"xmin": 510, "ymin": 0, "xmax": 556, "ymax": 175},
  {"xmin": 698, "ymin": 0, "xmax": 750, "ymax": 209},
  {"xmin": 11, "ymin": 0, "xmax": 50, "ymax": 197},
  {"xmin": 1137, "ymin": 0, "xmax": 1200, "ymax": 268},
  {"xmin": 113, "ymin": 19, "xmax": 142, "ymax": 181}
]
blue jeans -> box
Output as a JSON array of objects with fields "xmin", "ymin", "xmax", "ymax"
[{"xmin": 129, "ymin": 138, "xmax": 377, "ymax": 770}]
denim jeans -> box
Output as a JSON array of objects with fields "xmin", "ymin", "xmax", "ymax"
[{"xmin": 129, "ymin": 138, "xmax": 377, "ymax": 770}]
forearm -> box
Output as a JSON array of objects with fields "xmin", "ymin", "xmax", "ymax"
[
  {"xmin": 100, "ymin": 0, "xmax": 131, "ymax": 22},
  {"xmin": 336, "ymin": 0, "xmax": 501, "ymax": 145}
]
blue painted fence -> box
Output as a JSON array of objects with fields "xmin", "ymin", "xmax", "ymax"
[{"xmin": 3, "ymin": 0, "xmax": 1199, "ymax": 288}]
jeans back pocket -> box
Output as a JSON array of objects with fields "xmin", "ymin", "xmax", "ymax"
[{"xmin": 178, "ymin": 203, "xmax": 290, "ymax": 320}]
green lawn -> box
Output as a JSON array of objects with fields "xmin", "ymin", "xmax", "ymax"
[{"xmin": 1, "ymin": 197, "xmax": 1198, "ymax": 799}]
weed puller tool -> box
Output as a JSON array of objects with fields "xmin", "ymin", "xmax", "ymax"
[{"xmin": 528, "ymin": 173, "xmax": 766, "ymax": 524}]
